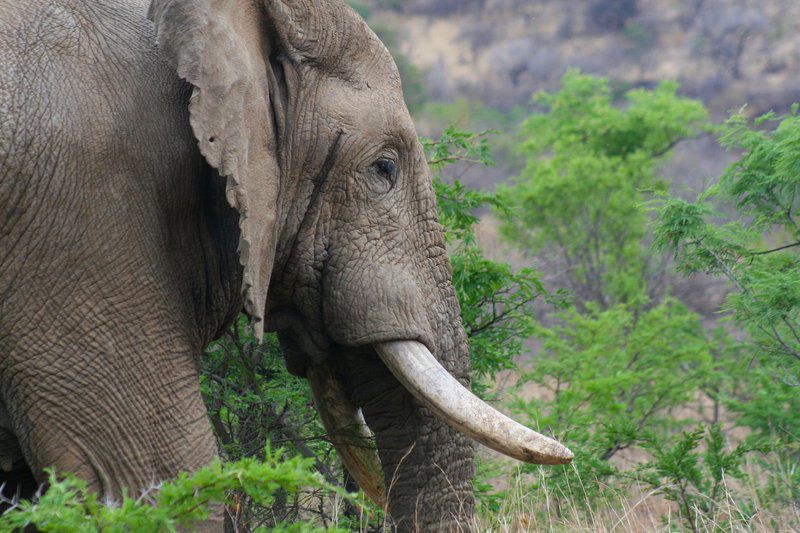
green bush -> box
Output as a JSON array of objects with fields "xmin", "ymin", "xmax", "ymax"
[
  {"xmin": 0, "ymin": 450, "xmax": 340, "ymax": 532},
  {"xmin": 499, "ymin": 70, "xmax": 709, "ymax": 308},
  {"xmin": 477, "ymin": 72, "xmax": 798, "ymax": 529},
  {"xmin": 636, "ymin": 425, "xmax": 768, "ymax": 532},
  {"xmin": 509, "ymin": 300, "xmax": 717, "ymax": 503},
  {"xmin": 652, "ymin": 105, "xmax": 800, "ymax": 521},
  {"xmin": 654, "ymin": 106, "xmax": 800, "ymax": 381}
]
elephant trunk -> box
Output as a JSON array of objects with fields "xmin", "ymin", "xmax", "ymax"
[
  {"xmin": 316, "ymin": 251, "xmax": 572, "ymax": 529},
  {"xmin": 310, "ymin": 340, "xmax": 572, "ymax": 528},
  {"xmin": 332, "ymin": 315, "xmax": 476, "ymax": 531}
]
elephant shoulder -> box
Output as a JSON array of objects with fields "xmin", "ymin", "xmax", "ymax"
[
  {"xmin": 0, "ymin": 0, "xmax": 199, "ymax": 272},
  {"xmin": 0, "ymin": 0, "xmax": 193, "ymax": 174}
]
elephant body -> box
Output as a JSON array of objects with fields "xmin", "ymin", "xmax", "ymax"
[
  {"xmin": 0, "ymin": 0, "xmax": 479, "ymax": 529},
  {"xmin": 1, "ymin": 0, "xmax": 571, "ymax": 529},
  {"xmin": 0, "ymin": 0, "xmax": 241, "ymax": 496}
]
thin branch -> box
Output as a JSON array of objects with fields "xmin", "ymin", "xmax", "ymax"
[
  {"xmin": 428, "ymin": 156, "xmax": 487, "ymax": 167},
  {"xmin": 750, "ymin": 241, "xmax": 800, "ymax": 255}
]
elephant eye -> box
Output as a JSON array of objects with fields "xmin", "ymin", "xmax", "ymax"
[{"xmin": 373, "ymin": 158, "xmax": 397, "ymax": 180}]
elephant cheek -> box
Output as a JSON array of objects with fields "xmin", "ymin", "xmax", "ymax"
[{"xmin": 323, "ymin": 266, "xmax": 431, "ymax": 348}]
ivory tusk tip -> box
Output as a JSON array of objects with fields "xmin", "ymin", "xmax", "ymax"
[
  {"xmin": 529, "ymin": 445, "xmax": 574, "ymax": 465},
  {"xmin": 517, "ymin": 437, "xmax": 573, "ymax": 465},
  {"xmin": 561, "ymin": 448, "xmax": 575, "ymax": 463}
]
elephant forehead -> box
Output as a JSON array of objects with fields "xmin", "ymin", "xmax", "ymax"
[{"xmin": 316, "ymin": 77, "xmax": 412, "ymax": 140}]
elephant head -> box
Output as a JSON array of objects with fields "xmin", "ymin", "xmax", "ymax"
[{"xmin": 149, "ymin": 0, "xmax": 571, "ymax": 529}]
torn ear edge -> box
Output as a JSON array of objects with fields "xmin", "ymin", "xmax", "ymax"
[{"xmin": 149, "ymin": 0, "xmax": 291, "ymax": 339}]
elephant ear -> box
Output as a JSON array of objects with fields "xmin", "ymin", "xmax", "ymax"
[{"xmin": 149, "ymin": 0, "xmax": 292, "ymax": 338}]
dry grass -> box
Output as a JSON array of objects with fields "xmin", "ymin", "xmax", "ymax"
[
  {"xmin": 468, "ymin": 457, "xmax": 800, "ymax": 533},
  {"xmin": 317, "ymin": 450, "xmax": 798, "ymax": 532}
]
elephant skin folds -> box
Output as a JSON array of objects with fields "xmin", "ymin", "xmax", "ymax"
[{"xmin": 0, "ymin": 0, "xmax": 477, "ymax": 530}]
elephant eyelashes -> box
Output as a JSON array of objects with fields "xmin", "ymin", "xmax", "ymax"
[
  {"xmin": 372, "ymin": 158, "xmax": 397, "ymax": 188},
  {"xmin": 365, "ymin": 157, "xmax": 397, "ymax": 194},
  {"xmin": 374, "ymin": 158, "xmax": 395, "ymax": 177}
]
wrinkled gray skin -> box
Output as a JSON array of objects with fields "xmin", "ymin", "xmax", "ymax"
[{"xmin": 0, "ymin": 0, "xmax": 475, "ymax": 530}]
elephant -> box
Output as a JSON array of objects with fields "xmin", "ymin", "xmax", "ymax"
[{"xmin": 0, "ymin": 0, "xmax": 572, "ymax": 530}]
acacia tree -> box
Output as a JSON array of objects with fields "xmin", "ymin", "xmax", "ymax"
[
  {"xmin": 488, "ymin": 73, "xmax": 752, "ymax": 526},
  {"xmin": 646, "ymin": 100, "xmax": 800, "ymax": 530},
  {"xmin": 499, "ymin": 70, "xmax": 709, "ymax": 310},
  {"xmin": 655, "ymin": 107, "xmax": 800, "ymax": 380},
  {"xmin": 654, "ymin": 108, "xmax": 800, "ymax": 467}
]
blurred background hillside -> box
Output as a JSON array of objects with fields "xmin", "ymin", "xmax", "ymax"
[
  {"xmin": 372, "ymin": 0, "xmax": 800, "ymax": 117},
  {"xmin": 358, "ymin": 0, "xmax": 800, "ymax": 189}
]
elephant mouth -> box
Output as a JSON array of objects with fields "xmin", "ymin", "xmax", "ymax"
[
  {"xmin": 306, "ymin": 339, "xmax": 574, "ymax": 507},
  {"xmin": 267, "ymin": 304, "xmax": 572, "ymax": 505}
]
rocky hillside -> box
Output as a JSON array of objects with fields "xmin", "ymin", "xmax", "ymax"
[{"xmin": 371, "ymin": 0, "xmax": 800, "ymax": 116}]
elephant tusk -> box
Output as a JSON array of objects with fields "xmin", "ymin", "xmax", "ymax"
[
  {"xmin": 306, "ymin": 364, "xmax": 387, "ymax": 507},
  {"xmin": 373, "ymin": 340, "xmax": 574, "ymax": 465}
]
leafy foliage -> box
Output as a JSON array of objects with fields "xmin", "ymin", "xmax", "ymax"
[
  {"xmin": 654, "ymin": 107, "xmax": 800, "ymax": 381},
  {"xmin": 636, "ymin": 425, "xmax": 767, "ymax": 532},
  {"xmin": 474, "ymin": 72, "xmax": 797, "ymax": 530},
  {"xmin": 202, "ymin": 318, "xmax": 322, "ymax": 464},
  {"xmin": 489, "ymin": 74, "xmax": 718, "ymax": 505},
  {"xmin": 200, "ymin": 318, "xmax": 360, "ymax": 528},
  {"xmin": 422, "ymin": 127, "xmax": 563, "ymax": 388},
  {"xmin": 510, "ymin": 300, "xmax": 716, "ymax": 501},
  {"xmin": 500, "ymin": 70, "xmax": 709, "ymax": 308},
  {"xmin": 650, "ymin": 105, "xmax": 800, "ymax": 525},
  {"xmin": 0, "ymin": 450, "xmax": 341, "ymax": 533}
]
